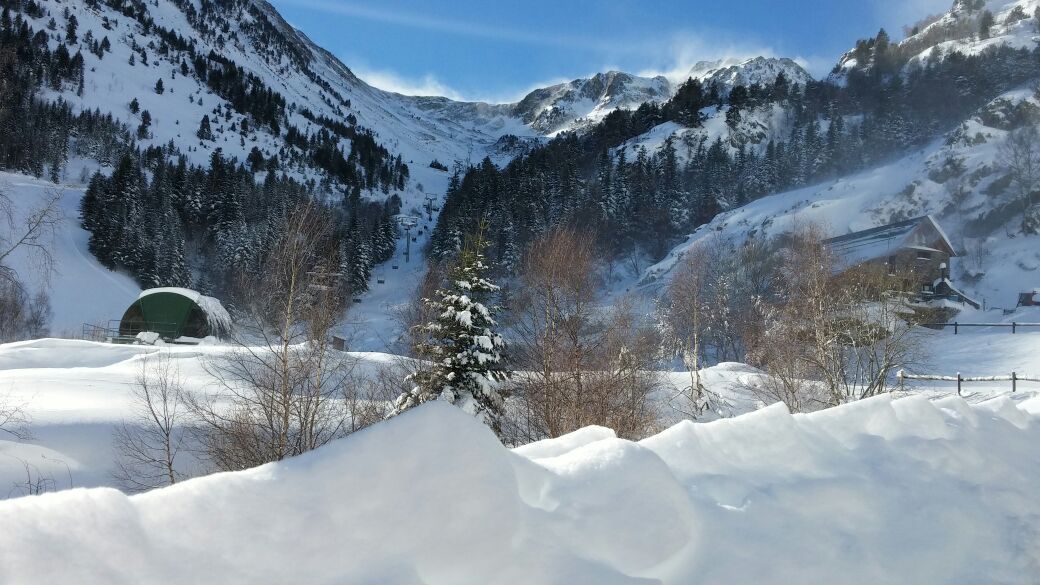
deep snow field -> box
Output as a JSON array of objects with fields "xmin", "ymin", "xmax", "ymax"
[{"xmin": 0, "ymin": 373, "xmax": 1038, "ymax": 583}]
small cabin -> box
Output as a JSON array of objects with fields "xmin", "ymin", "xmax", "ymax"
[
  {"xmin": 118, "ymin": 288, "xmax": 231, "ymax": 343},
  {"xmin": 823, "ymin": 216, "xmax": 979, "ymax": 308},
  {"xmin": 1019, "ymin": 290, "xmax": 1040, "ymax": 307}
]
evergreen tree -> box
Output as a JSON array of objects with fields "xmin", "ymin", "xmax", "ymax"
[
  {"xmin": 980, "ymin": 10, "xmax": 995, "ymax": 39},
  {"xmin": 137, "ymin": 110, "xmax": 151, "ymax": 139},
  {"xmin": 65, "ymin": 14, "xmax": 77, "ymax": 44},
  {"xmin": 197, "ymin": 115, "xmax": 213, "ymax": 140},
  {"xmin": 393, "ymin": 223, "xmax": 508, "ymax": 432}
]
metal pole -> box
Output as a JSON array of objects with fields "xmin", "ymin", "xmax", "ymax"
[
  {"xmin": 1013, "ymin": 371, "xmax": 1017, "ymax": 393},
  {"xmin": 954, "ymin": 322, "xmax": 958, "ymax": 335},
  {"xmin": 404, "ymin": 225, "xmax": 412, "ymax": 263},
  {"xmin": 1012, "ymin": 322, "xmax": 1017, "ymax": 334},
  {"xmin": 957, "ymin": 373, "xmax": 962, "ymax": 396}
]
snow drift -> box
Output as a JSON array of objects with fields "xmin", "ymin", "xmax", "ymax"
[{"xmin": 1, "ymin": 396, "xmax": 1038, "ymax": 584}]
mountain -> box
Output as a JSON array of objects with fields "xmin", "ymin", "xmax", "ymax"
[
  {"xmin": 7, "ymin": 0, "xmax": 1040, "ymax": 349},
  {"xmin": 512, "ymin": 71, "xmax": 673, "ymax": 136},
  {"xmin": 687, "ymin": 56, "xmax": 813, "ymax": 93},
  {"xmin": 430, "ymin": 0, "xmax": 1040, "ymax": 316},
  {"xmin": 645, "ymin": 0, "xmax": 1040, "ymax": 305}
]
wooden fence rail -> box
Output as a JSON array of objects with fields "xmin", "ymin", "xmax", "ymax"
[
  {"xmin": 897, "ymin": 369, "xmax": 1040, "ymax": 395},
  {"xmin": 918, "ymin": 322, "xmax": 1040, "ymax": 334}
]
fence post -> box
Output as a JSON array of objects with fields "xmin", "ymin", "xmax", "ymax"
[
  {"xmin": 897, "ymin": 369, "xmax": 904, "ymax": 392},
  {"xmin": 1012, "ymin": 371, "xmax": 1017, "ymax": 393},
  {"xmin": 1012, "ymin": 322, "xmax": 1017, "ymax": 334},
  {"xmin": 954, "ymin": 322, "xmax": 959, "ymax": 335},
  {"xmin": 957, "ymin": 372, "xmax": 963, "ymax": 396}
]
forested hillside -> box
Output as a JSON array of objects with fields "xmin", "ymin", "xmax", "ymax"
[
  {"xmin": 432, "ymin": 5, "xmax": 1040, "ymax": 273},
  {"xmin": 0, "ymin": 0, "xmax": 414, "ymax": 302}
]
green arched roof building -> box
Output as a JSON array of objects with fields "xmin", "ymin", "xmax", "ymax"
[{"xmin": 119, "ymin": 288, "xmax": 232, "ymax": 341}]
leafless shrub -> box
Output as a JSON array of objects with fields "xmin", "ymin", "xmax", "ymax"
[
  {"xmin": 112, "ymin": 355, "xmax": 189, "ymax": 492},
  {"xmin": 0, "ymin": 393, "xmax": 32, "ymax": 441},
  {"xmin": 188, "ymin": 201, "xmax": 376, "ymax": 470},
  {"xmin": 8, "ymin": 458, "xmax": 56, "ymax": 497},
  {"xmin": 505, "ymin": 228, "xmax": 660, "ymax": 442},
  {"xmin": 0, "ymin": 280, "xmax": 51, "ymax": 342},
  {"xmin": 744, "ymin": 225, "xmax": 927, "ymax": 411},
  {"xmin": 997, "ymin": 125, "xmax": 1040, "ymax": 234}
]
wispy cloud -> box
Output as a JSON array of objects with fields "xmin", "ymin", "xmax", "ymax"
[
  {"xmin": 278, "ymin": 0, "xmax": 623, "ymax": 53},
  {"xmin": 351, "ymin": 65, "xmax": 466, "ymax": 100},
  {"xmin": 349, "ymin": 60, "xmax": 570, "ymax": 103},
  {"xmin": 632, "ymin": 31, "xmax": 832, "ymax": 83}
]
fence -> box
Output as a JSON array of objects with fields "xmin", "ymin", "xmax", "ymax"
[
  {"xmin": 918, "ymin": 322, "xmax": 1040, "ymax": 334},
  {"xmin": 897, "ymin": 369, "xmax": 1040, "ymax": 395},
  {"xmin": 81, "ymin": 320, "xmax": 180, "ymax": 343}
]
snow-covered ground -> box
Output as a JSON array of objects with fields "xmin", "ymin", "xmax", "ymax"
[
  {"xmin": 3, "ymin": 315, "xmax": 1039, "ymax": 499},
  {"xmin": 0, "ymin": 391, "xmax": 1037, "ymax": 584}
]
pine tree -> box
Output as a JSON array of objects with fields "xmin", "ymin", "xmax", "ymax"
[
  {"xmin": 154, "ymin": 78, "xmax": 164, "ymax": 94},
  {"xmin": 137, "ymin": 110, "xmax": 151, "ymax": 139},
  {"xmin": 197, "ymin": 114, "xmax": 213, "ymax": 140},
  {"xmin": 980, "ymin": 10, "xmax": 995, "ymax": 39},
  {"xmin": 65, "ymin": 14, "xmax": 77, "ymax": 44},
  {"xmin": 393, "ymin": 223, "xmax": 509, "ymax": 432}
]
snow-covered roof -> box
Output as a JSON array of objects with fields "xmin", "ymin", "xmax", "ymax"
[
  {"xmin": 823, "ymin": 215, "xmax": 956, "ymax": 267},
  {"xmin": 139, "ymin": 287, "xmax": 203, "ymax": 302}
]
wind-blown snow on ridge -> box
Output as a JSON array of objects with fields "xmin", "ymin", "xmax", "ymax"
[{"xmin": 1, "ymin": 396, "xmax": 1037, "ymax": 584}]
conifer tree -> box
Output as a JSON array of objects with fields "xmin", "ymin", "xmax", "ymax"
[
  {"xmin": 197, "ymin": 114, "xmax": 213, "ymax": 141},
  {"xmin": 393, "ymin": 222, "xmax": 509, "ymax": 432},
  {"xmin": 980, "ymin": 10, "xmax": 995, "ymax": 39}
]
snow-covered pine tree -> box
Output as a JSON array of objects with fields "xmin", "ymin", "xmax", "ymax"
[{"xmin": 393, "ymin": 222, "xmax": 509, "ymax": 432}]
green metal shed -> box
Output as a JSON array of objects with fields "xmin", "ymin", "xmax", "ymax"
[{"xmin": 118, "ymin": 288, "xmax": 231, "ymax": 342}]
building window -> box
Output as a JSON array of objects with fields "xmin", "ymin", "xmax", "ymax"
[{"xmin": 916, "ymin": 250, "xmax": 932, "ymax": 260}]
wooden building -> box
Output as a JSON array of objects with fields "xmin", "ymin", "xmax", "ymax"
[{"xmin": 823, "ymin": 216, "xmax": 979, "ymax": 308}]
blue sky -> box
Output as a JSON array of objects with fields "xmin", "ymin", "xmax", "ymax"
[{"xmin": 268, "ymin": 0, "xmax": 953, "ymax": 102}]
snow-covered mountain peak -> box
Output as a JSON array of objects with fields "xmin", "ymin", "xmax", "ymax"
[
  {"xmin": 512, "ymin": 71, "xmax": 673, "ymax": 135},
  {"xmin": 687, "ymin": 56, "xmax": 813, "ymax": 90}
]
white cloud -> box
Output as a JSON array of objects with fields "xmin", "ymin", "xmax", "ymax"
[
  {"xmin": 634, "ymin": 32, "xmax": 787, "ymax": 84},
  {"xmin": 277, "ymin": 0, "xmax": 620, "ymax": 52},
  {"xmin": 352, "ymin": 65, "xmax": 466, "ymax": 100},
  {"xmin": 350, "ymin": 63, "xmax": 572, "ymax": 104}
]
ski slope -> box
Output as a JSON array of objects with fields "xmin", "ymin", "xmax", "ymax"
[
  {"xmin": 1, "ymin": 171, "xmax": 141, "ymax": 336},
  {"xmin": 0, "ymin": 394, "xmax": 1037, "ymax": 584}
]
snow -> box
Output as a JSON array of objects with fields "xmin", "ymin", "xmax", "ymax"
[
  {"xmin": 0, "ymin": 393, "xmax": 1037, "ymax": 583},
  {"xmin": 1, "ymin": 171, "xmax": 141, "ymax": 336}
]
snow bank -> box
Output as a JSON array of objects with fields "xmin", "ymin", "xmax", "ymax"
[{"xmin": 1, "ymin": 396, "xmax": 1037, "ymax": 584}]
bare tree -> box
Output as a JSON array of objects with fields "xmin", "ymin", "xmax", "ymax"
[
  {"xmin": 997, "ymin": 125, "xmax": 1040, "ymax": 234},
  {"xmin": 188, "ymin": 201, "xmax": 364, "ymax": 470},
  {"xmin": 0, "ymin": 184, "xmax": 62, "ymax": 288},
  {"xmin": 112, "ymin": 355, "xmax": 188, "ymax": 492},
  {"xmin": 0, "ymin": 393, "xmax": 32, "ymax": 441},
  {"xmin": 745, "ymin": 226, "xmax": 926, "ymax": 411},
  {"xmin": 506, "ymin": 228, "xmax": 660, "ymax": 442},
  {"xmin": 659, "ymin": 246, "xmax": 711, "ymax": 417},
  {"xmin": 0, "ymin": 280, "xmax": 51, "ymax": 342}
]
